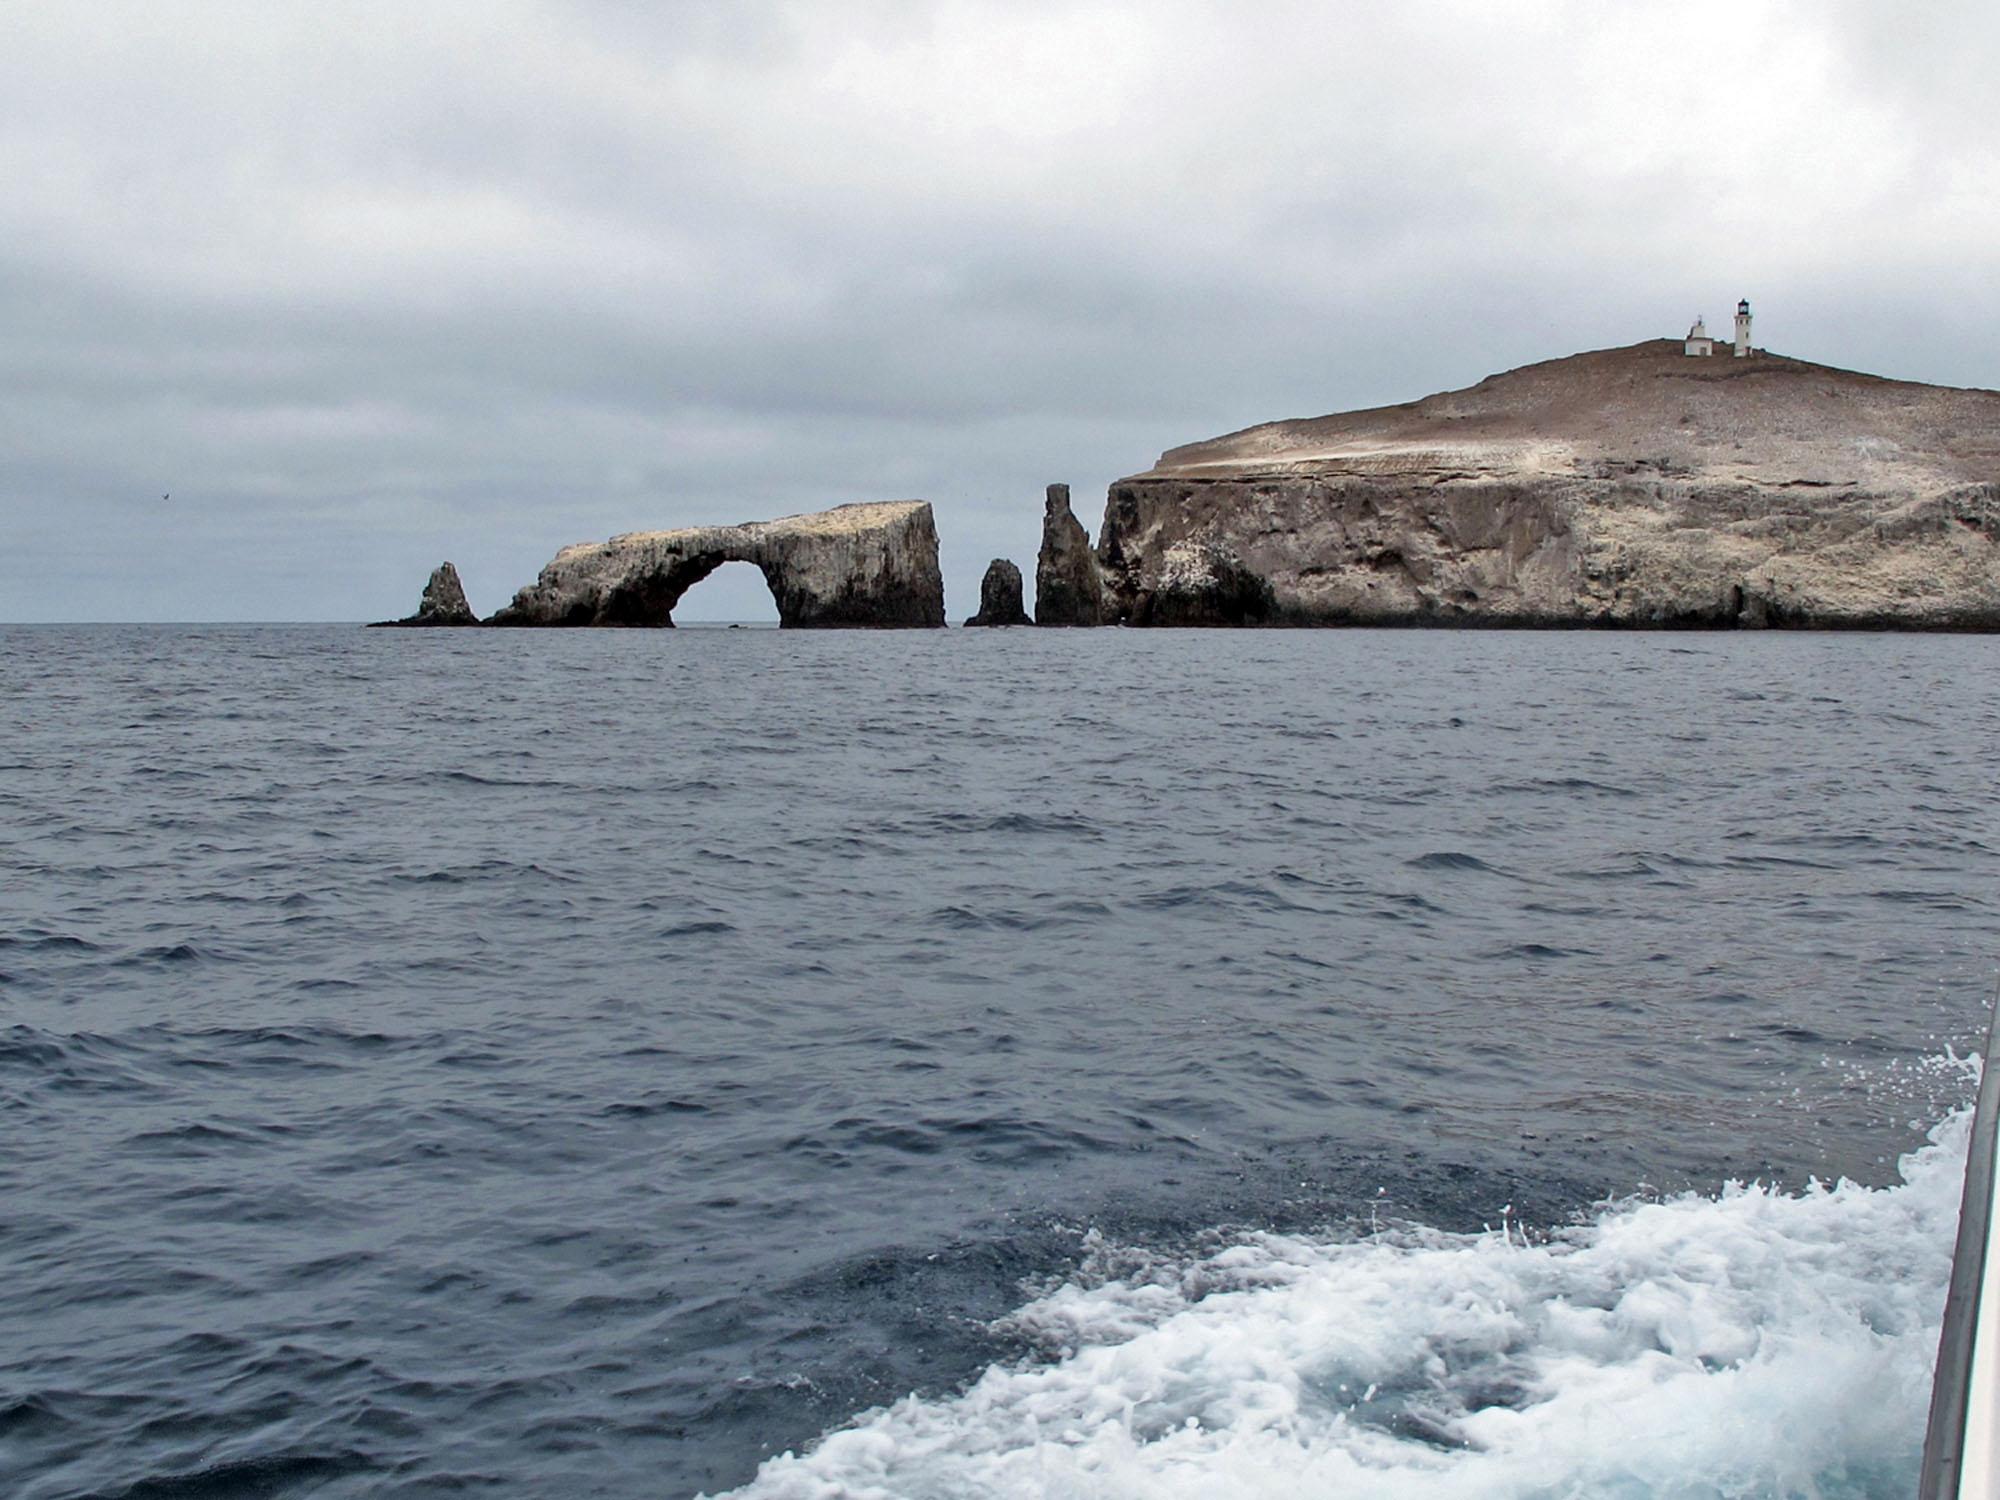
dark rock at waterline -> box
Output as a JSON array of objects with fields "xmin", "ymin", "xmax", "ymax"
[
  {"xmin": 371, "ymin": 562, "xmax": 479, "ymax": 627},
  {"xmin": 1034, "ymin": 484, "xmax": 1108, "ymax": 626},
  {"xmin": 964, "ymin": 559, "xmax": 1031, "ymax": 626},
  {"xmin": 1126, "ymin": 540, "xmax": 1275, "ymax": 626}
]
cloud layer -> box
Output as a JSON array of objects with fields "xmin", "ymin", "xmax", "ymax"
[{"xmin": 3, "ymin": 0, "xmax": 1995, "ymax": 620}]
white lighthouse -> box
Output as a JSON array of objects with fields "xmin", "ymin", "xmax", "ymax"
[{"xmin": 1734, "ymin": 298, "xmax": 1753, "ymax": 357}]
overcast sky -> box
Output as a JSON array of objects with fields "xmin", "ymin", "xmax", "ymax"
[{"xmin": 3, "ymin": 0, "xmax": 1996, "ymax": 621}]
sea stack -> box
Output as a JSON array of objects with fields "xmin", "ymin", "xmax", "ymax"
[
  {"xmin": 1033, "ymin": 484, "xmax": 1108, "ymax": 626},
  {"xmin": 964, "ymin": 559, "xmax": 1031, "ymax": 626},
  {"xmin": 373, "ymin": 562, "xmax": 479, "ymax": 626},
  {"xmin": 1073, "ymin": 341, "xmax": 2000, "ymax": 628}
]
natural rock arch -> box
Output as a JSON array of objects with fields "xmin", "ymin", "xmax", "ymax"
[
  {"xmin": 490, "ymin": 502, "xmax": 946, "ymax": 628},
  {"xmin": 587, "ymin": 552, "xmax": 784, "ymax": 626},
  {"xmin": 659, "ymin": 557, "xmax": 782, "ymax": 623}
]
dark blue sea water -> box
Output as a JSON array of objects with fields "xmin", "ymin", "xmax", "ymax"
[{"xmin": 3, "ymin": 625, "xmax": 1995, "ymax": 1499}]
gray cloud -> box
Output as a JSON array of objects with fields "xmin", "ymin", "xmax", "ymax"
[{"xmin": 3, "ymin": 0, "xmax": 1995, "ymax": 620}]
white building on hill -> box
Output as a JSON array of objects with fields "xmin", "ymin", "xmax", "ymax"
[{"xmin": 1686, "ymin": 299, "xmax": 1753, "ymax": 357}]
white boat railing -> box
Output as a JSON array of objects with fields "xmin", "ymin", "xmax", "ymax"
[{"xmin": 1920, "ymin": 996, "xmax": 2000, "ymax": 1500}]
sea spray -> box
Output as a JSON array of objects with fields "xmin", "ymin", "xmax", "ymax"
[{"xmin": 716, "ymin": 1108, "xmax": 1969, "ymax": 1499}]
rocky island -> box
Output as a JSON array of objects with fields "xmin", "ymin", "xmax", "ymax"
[
  {"xmin": 963, "ymin": 559, "xmax": 1030, "ymax": 627},
  {"xmin": 483, "ymin": 501, "xmax": 945, "ymax": 628},
  {"xmin": 1045, "ymin": 340, "xmax": 2000, "ymax": 628},
  {"xmin": 369, "ymin": 562, "xmax": 480, "ymax": 627}
]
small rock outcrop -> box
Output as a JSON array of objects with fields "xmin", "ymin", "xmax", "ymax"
[
  {"xmin": 1092, "ymin": 341, "xmax": 2000, "ymax": 628},
  {"xmin": 488, "ymin": 501, "xmax": 946, "ymax": 628},
  {"xmin": 964, "ymin": 559, "xmax": 1031, "ymax": 626},
  {"xmin": 1034, "ymin": 484, "xmax": 1108, "ymax": 626},
  {"xmin": 372, "ymin": 562, "xmax": 479, "ymax": 626}
]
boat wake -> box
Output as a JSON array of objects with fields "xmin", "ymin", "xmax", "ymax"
[{"xmin": 714, "ymin": 1106, "xmax": 1970, "ymax": 1499}]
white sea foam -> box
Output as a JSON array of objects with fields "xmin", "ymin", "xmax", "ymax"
[{"xmin": 714, "ymin": 1107, "xmax": 1971, "ymax": 1500}]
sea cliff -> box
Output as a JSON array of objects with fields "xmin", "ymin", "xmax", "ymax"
[{"xmin": 1064, "ymin": 341, "xmax": 2000, "ymax": 628}]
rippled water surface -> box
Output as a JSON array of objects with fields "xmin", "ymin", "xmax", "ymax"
[{"xmin": 3, "ymin": 625, "xmax": 1996, "ymax": 1498}]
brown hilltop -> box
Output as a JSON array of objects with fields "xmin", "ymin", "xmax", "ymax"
[
  {"xmin": 1069, "ymin": 340, "xmax": 2000, "ymax": 628},
  {"xmin": 1147, "ymin": 341, "xmax": 2000, "ymax": 490}
]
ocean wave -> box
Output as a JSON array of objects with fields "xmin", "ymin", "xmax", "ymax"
[
  {"xmin": 714, "ymin": 1109, "xmax": 1965, "ymax": 1499},
  {"xmin": 1404, "ymin": 851, "xmax": 1504, "ymax": 874}
]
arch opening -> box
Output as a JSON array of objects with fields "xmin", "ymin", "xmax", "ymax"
[{"xmin": 669, "ymin": 558, "xmax": 781, "ymax": 626}]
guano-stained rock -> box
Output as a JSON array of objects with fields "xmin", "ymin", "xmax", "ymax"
[
  {"xmin": 1128, "ymin": 540, "xmax": 1274, "ymax": 626},
  {"xmin": 1034, "ymin": 484, "xmax": 1108, "ymax": 626},
  {"xmin": 1095, "ymin": 341, "xmax": 2000, "ymax": 629},
  {"xmin": 372, "ymin": 561, "xmax": 480, "ymax": 626},
  {"xmin": 964, "ymin": 559, "xmax": 1030, "ymax": 626},
  {"xmin": 488, "ymin": 501, "xmax": 946, "ymax": 628}
]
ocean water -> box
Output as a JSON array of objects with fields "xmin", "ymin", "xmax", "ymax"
[{"xmin": 1, "ymin": 623, "xmax": 1995, "ymax": 1499}]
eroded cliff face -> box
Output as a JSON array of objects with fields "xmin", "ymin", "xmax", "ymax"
[
  {"xmin": 1085, "ymin": 341, "xmax": 2000, "ymax": 628},
  {"xmin": 489, "ymin": 501, "xmax": 946, "ymax": 628}
]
